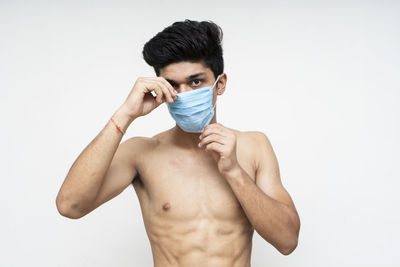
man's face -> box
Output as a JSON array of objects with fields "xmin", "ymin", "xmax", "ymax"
[
  {"xmin": 159, "ymin": 61, "xmax": 218, "ymax": 94},
  {"xmin": 159, "ymin": 61, "xmax": 226, "ymax": 109}
]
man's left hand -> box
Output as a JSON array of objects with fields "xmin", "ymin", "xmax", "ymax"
[{"xmin": 198, "ymin": 123, "xmax": 240, "ymax": 175}]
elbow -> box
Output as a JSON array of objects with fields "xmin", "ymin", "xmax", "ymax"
[
  {"xmin": 280, "ymin": 210, "xmax": 300, "ymax": 255},
  {"xmin": 55, "ymin": 195, "xmax": 85, "ymax": 220},
  {"xmin": 279, "ymin": 236, "xmax": 299, "ymax": 256}
]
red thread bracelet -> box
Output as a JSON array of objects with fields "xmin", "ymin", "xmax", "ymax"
[{"xmin": 110, "ymin": 117, "xmax": 125, "ymax": 135}]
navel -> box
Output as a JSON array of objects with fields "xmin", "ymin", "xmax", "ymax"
[{"xmin": 162, "ymin": 202, "xmax": 171, "ymax": 211}]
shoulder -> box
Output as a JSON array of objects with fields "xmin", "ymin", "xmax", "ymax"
[
  {"xmin": 117, "ymin": 134, "xmax": 163, "ymax": 173},
  {"xmin": 234, "ymin": 130, "xmax": 272, "ymax": 149},
  {"xmin": 122, "ymin": 136, "xmax": 154, "ymax": 149},
  {"xmin": 121, "ymin": 128, "xmax": 172, "ymax": 152},
  {"xmin": 234, "ymin": 130, "xmax": 275, "ymax": 170},
  {"xmin": 119, "ymin": 135, "xmax": 159, "ymax": 161},
  {"xmin": 244, "ymin": 130, "xmax": 275, "ymax": 158}
]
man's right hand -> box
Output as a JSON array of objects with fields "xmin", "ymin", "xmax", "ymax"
[{"xmin": 121, "ymin": 77, "xmax": 177, "ymax": 119}]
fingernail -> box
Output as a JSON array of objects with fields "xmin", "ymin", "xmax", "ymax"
[
  {"xmin": 174, "ymin": 90, "xmax": 178, "ymax": 94},
  {"xmin": 198, "ymin": 143, "xmax": 201, "ymax": 147}
]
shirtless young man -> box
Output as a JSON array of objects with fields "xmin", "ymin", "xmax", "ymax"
[{"xmin": 56, "ymin": 19, "xmax": 300, "ymax": 266}]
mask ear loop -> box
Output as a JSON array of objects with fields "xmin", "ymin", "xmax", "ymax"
[{"xmin": 211, "ymin": 74, "xmax": 221, "ymax": 110}]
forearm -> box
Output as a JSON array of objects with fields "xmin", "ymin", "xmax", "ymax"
[
  {"xmin": 222, "ymin": 166, "xmax": 298, "ymax": 254},
  {"xmin": 56, "ymin": 105, "xmax": 135, "ymax": 213}
]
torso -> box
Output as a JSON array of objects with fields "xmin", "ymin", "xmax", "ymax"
[{"xmin": 131, "ymin": 127, "xmax": 256, "ymax": 267}]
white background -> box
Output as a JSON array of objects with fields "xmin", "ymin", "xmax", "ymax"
[{"xmin": 1, "ymin": 0, "xmax": 399, "ymax": 266}]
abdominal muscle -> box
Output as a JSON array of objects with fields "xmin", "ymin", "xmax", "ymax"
[
  {"xmin": 146, "ymin": 198, "xmax": 254, "ymax": 267},
  {"xmin": 131, "ymin": 133, "xmax": 255, "ymax": 267}
]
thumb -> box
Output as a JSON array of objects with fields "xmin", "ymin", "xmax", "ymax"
[
  {"xmin": 153, "ymin": 96, "xmax": 164, "ymax": 109},
  {"xmin": 207, "ymin": 150, "xmax": 220, "ymax": 162}
]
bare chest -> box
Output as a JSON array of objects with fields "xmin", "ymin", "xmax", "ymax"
[{"xmin": 133, "ymin": 147, "xmax": 255, "ymax": 222}]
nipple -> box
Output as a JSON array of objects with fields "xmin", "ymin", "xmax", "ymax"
[{"xmin": 162, "ymin": 202, "xmax": 171, "ymax": 211}]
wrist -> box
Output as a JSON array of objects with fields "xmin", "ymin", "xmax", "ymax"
[
  {"xmin": 120, "ymin": 101, "xmax": 143, "ymax": 121},
  {"xmin": 119, "ymin": 104, "xmax": 139, "ymax": 121},
  {"xmin": 111, "ymin": 106, "xmax": 135, "ymax": 133},
  {"xmin": 221, "ymin": 163, "xmax": 242, "ymax": 180}
]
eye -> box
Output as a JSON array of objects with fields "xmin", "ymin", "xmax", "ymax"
[{"xmin": 191, "ymin": 79, "xmax": 202, "ymax": 87}]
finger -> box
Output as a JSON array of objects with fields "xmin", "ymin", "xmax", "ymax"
[
  {"xmin": 199, "ymin": 134, "xmax": 227, "ymax": 147},
  {"xmin": 148, "ymin": 77, "xmax": 176, "ymax": 102},
  {"xmin": 146, "ymin": 80, "xmax": 171, "ymax": 104},
  {"xmin": 144, "ymin": 91, "xmax": 162, "ymax": 109},
  {"xmin": 201, "ymin": 124, "xmax": 228, "ymax": 139},
  {"xmin": 156, "ymin": 77, "xmax": 178, "ymax": 99},
  {"xmin": 149, "ymin": 80, "xmax": 174, "ymax": 103},
  {"xmin": 203, "ymin": 122, "xmax": 227, "ymax": 131},
  {"xmin": 204, "ymin": 123, "xmax": 234, "ymax": 139},
  {"xmin": 148, "ymin": 83, "xmax": 164, "ymax": 104},
  {"xmin": 199, "ymin": 133, "xmax": 226, "ymax": 148},
  {"xmin": 204, "ymin": 142, "xmax": 224, "ymax": 154},
  {"xmin": 158, "ymin": 81, "xmax": 175, "ymax": 103}
]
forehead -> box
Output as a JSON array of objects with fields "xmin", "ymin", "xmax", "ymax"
[{"xmin": 159, "ymin": 61, "xmax": 213, "ymax": 80}]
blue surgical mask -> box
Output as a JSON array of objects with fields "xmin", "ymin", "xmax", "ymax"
[{"xmin": 167, "ymin": 75, "xmax": 221, "ymax": 133}]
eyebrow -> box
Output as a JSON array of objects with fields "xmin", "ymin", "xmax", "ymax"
[{"xmin": 165, "ymin": 72, "xmax": 206, "ymax": 86}]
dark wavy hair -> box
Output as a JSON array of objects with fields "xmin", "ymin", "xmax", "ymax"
[{"xmin": 142, "ymin": 19, "xmax": 224, "ymax": 79}]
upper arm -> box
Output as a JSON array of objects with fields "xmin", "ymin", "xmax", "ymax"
[
  {"xmin": 252, "ymin": 131, "xmax": 300, "ymax": 249},
  {"xmin": 252, "ymin": 132, "xmax": 297, "ymax": 212},
  {"xmin": 83, "ymin": 137, "xmax": 142, "ymax": 216}
]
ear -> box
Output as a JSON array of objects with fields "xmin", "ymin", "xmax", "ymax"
[{"xmin": 216, "ymin": 73, "xmax": 227, "ymax": 95}]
